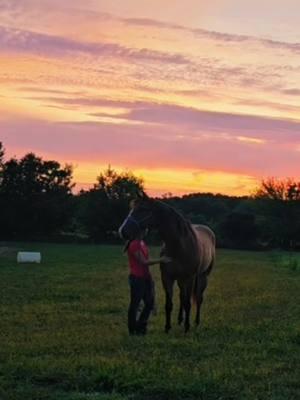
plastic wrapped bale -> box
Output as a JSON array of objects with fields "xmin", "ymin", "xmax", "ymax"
[{"xmin": 17, "ymin": 252, "xmax": 42, "ymax": 264}]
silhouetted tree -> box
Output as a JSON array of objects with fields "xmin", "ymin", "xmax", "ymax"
[
  {"xmin": 254, "ymin": 178, "xmax": 300, "ymax": 248},
  {"xmin": 219, "ymin": 211, "xmax": 258, "ymax": 248},
  {"xmin": 0, "ymin": 142, "xmax": 4, "ymax": 165},
  {"xmin": 79, "ymin": 166, "xmax": 144, "ymax": 241},
  {"xmin": 0, "ymin": 142, "xmax": 4, "ymax": 190},
  {"xmin": 255, "ymin": 177, "xmax": 300, "ymax": 201},
  {"xmin": 0, "ymin": 152, "xmax": 74, "ymax": 239}
]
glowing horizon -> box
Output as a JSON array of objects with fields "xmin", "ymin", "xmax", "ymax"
[{"xmin": 0, "ymin": 0, "xmax": 299, "ymax": 196}]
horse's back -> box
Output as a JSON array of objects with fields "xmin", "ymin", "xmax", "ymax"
[
  {"xmin": 193, "ymin": 224, "xmax": 215, "ymax": 245},
  {"xmin": 192, "ymin": 224, "xmax": 215, "ymax": 273}
]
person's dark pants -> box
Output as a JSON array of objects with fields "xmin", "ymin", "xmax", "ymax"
[{"xmin": 128, "ymin": 275, "xmax": 154, "ymax": 335}]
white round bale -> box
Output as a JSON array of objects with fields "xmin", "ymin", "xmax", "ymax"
[{"xmin": 17, "ymin": 252, "xmax": 42, "ymax": 264}]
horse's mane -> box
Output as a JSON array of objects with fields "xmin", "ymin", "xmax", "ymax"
[
  {"xmin": 155, "ymin": 200, "xmax": 194, "ymax": 238},
  {"xmin": 154, "ymin": 200, "xmax": 200, "ymax": 263}
]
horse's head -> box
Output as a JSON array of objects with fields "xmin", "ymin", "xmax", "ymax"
[{"xmin": 118, "ymin": 191, "xmax": 155, "ymax": 240}]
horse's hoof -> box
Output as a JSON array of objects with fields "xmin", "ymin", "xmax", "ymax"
[
  {"xmin": 165, "ymin": 326, "xmax": 171, "ymax": 334},
  {"xmin": 178, "ymin": 318, "xmax": 183, "ymax": 326}
]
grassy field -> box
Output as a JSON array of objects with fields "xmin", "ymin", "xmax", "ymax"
[{"xmin": 0, "ymin": 244, "xmax": 299, "ymax": 400}]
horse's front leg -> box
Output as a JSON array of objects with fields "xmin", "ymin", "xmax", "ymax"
[
  {"xmin": 165, "ymin": 286, "xmax": 173, "ymax": 333},
  {"xmin": 177, "ymin": 281, "xmax": 184, "ymax": 325},
  {"xmin": 178, "ymin": 301, "xmax": 184, "ymax": 325},
  {"xmin": 161, "ymin": 271, "xmax": 174, "ymax": 333}
]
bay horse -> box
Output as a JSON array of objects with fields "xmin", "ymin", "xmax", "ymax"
[{"xmin": 119, "ymin": 192, "xmax": 215, "ymax": 333}]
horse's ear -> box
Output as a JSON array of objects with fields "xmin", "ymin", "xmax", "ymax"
[
  {"xmin": 136, "ymin": 190, "xmax": 143, "ymax": 199},
  {"xmin": 137, "ymin": 190, "xmax": 149, "ymax": 200},
  {"xmin": 129, "ymin": 199, "xmax": 136, "ymax": 209}
]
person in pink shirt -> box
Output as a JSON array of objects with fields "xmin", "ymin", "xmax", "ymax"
[{"xmin": 125, "ymin": 229, "xmax": 170, "ymax": 335}]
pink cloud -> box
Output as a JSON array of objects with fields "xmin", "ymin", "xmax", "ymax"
[
  {"xmin": 122, "ymin": 15, "xmax": 300, "ymax": 55},
  {"xmin": 1, "ymin": 116, "xmax": 299, "ymax": 179},
  {"xmin": 0, "ymin": 25, "xmax": 191, "ymax": 64},
  {"xmin": 282, "ymin": 88, "xmax": 300, "ymax": 96},
  {"xmin": 19, "ymin": 95, "xmax": 300, "ymax": 144}
]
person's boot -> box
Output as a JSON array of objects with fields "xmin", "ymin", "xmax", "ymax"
[{"xmin": 136, "ymin": 321, "xmax": 147, "ymax": 335}]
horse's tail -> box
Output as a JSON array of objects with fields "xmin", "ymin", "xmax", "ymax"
[
  {"xmin": 192, "ymin": 257, "xmax": 214, "ymax": 304},
  {"xmin": 205, "ymin": 257, "xmax": 215, "ymax": 276},
  {"xmin": 192, "ymin": 274, "xmax": 199, "ymax": 305}
]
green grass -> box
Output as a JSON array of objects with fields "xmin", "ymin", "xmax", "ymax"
[
  {"xmin": 270, "ymin": 251, "xmax": 300, "ymax": 272},
  {"xmin": 0, "ymin": 244, "xmax": 299, "ymax": 400}
]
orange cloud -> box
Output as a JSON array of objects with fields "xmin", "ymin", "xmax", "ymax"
[
  {"xmin": 72, "ymin": 162, "xmax": 259, "ymax": 196},
  {"xmin": 236, "ymin": 136, "xmax": 266, "ymax": 145}
]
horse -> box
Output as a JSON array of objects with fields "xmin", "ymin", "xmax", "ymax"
[{"xmin": 118, "ymin": 192, "xmax": 216, "ymax": 333}]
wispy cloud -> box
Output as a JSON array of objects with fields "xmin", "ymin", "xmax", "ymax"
[
  {"xmin": 234, "ymin": 98, "xmax": 300, "ymax": 114},
  {"xmin": 236, "ymin": 136, "xmax": 266, "ymax": 145},
  {"xmin": 20, "ymin": 94, "xmax": 300, "ymax": 145},
  {"xmin": 122, "ymin": 16, "xmax": 300, "ymax": 55},
  {"xmin": 17, "ymin": 87, "xmax": 86, "ymax": 96},
  {"xmin": 0, "ymin": 25, "xmax": 190, "ymax": 64},
  {"xmin": 281, "ymin": 88, "xmax": 300, "ymax": 96},
  {"xmin": 25, "ymin": 96, "xmax": 152, "ymax": 110},
  {"xmin": 2, "ymin": 1, "xmax": 300, "ymax": 58}
]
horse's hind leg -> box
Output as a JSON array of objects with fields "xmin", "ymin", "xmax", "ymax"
[
  {"xmin": 195, "ymin": 273, "xmax": 208, "ymax": 326},
  {"xmin": 179, "ymin": 278, "xmax": 193, "ymax": 333},
  {"xmin": 195, "ymin": 258, "xmax": 214, "ymax": 326}
]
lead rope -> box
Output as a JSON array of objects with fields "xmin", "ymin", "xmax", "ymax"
[{"xmin": 123, "ymin": 239, "xmax": 133, "ymax": 253}]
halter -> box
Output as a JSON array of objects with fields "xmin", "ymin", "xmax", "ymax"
[
  {"xmin": 125, "ymin": 213, "xmax": 152, "ymax": 232},
  {"xmin": 119, "ymin": 208, "xmax": 153, "ymax": 240}
]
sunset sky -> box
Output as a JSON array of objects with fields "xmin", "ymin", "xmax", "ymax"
[{"xmin": 0, "ymin": 0, "xmax": 299, "ymax": 196}]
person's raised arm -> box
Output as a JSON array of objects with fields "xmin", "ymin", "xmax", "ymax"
[{"xmin": 133, "ymin": 250, "xmax": 171, "ymax": 266}]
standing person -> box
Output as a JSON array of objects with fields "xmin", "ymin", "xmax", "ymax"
[{"xmin": 124, "ymin": 229, "xmax": 170, "ymax": 335}]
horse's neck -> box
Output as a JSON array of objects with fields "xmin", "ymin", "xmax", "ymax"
[
  {"xmin": 158, "ymin": 223, "xmax": 180, "ymax": 252},
  {"xmin": 155, "ymin": 203, "xmax": 193, "ymax": 257}
]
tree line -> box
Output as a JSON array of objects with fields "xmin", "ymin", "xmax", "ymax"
[{"xmin": 0, "ymin": 142, "xmax": 299, "ymax": 249}]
